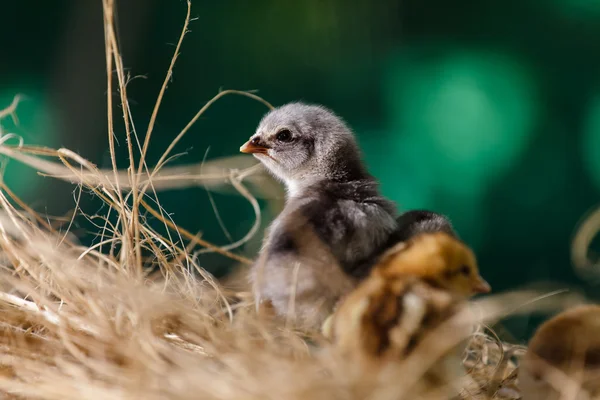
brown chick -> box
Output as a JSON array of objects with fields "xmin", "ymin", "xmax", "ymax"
[
  {"xmin": 518, "ymin": 305, "xmax": 600, "ymax": 400},
  {"xmin": 323, "ymin": 232, "xmax": 490, "ymax": 397}
]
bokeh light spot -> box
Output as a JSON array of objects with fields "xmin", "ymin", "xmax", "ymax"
[{"xmin": 385, "ymin": 48, "xmax": 538, "ymax": 195}]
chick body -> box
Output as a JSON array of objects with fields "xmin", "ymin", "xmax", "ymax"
[
  {"xmin": 324, "ymin": 232, "xmax": 489, "ymax": 397},
  {"xmin": 326, "ymin": 273, "xmax": 472, "ymax": 399},
  {"xmin": 518, "ymin": 305, "xmax": 600, "ymax": 400}
]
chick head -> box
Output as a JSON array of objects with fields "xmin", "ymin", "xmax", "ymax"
[
  {"xmin": 240, "ymin": 102, "xmax": 366, "ymax": 191},
  {"xmin": 519, "ymin": 305, "xmax": 600, "ymax": 400},
  {"xmin": 375, "ymin": 232, "xmax": 491, "ymax": 298}
]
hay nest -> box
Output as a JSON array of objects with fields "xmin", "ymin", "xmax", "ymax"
[{"xmin": 0, "ymin": 211, "xmax": 526, "ymax": 400}]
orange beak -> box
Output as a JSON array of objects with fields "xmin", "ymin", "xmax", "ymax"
[
  {"xmin": 473, "ymin": 276, "xmax": 491, "ymax": 294},
  {"xmin": 240, "ymin": 139, "xmax": 270, "ymax": 154}
]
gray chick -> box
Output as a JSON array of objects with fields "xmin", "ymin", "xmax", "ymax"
[{"xmin": 240, "ymin": 102, "xmax": 397, "ymax": 328}]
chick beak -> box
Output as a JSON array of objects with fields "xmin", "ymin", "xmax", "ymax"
[
  {"xmin": 473, "ymin": 276, "xmax": 491, "ymax": 294},
  {"xmin": 240, "ymin": 138, "xmax": 270, "ymax": 154}
]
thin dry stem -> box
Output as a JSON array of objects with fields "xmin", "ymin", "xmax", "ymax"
[
  {"xmin": 571, "ymin": 203, "xmax": 600, "ymax": 281},
  {"xmin": 137, "ymin": 0, "xmax": 191, "ymax": 177},
  {"xmin": 0, "ymin": 95, "xmax": 21, "ymax": 124}
]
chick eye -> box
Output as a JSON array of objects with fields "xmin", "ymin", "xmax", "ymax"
[
  {"xmin": 275, "ymin": 129, "xmax": 293, "ymax": 142},
  {"xmin": 459, "ymin": 265, "xmax": 470, "ymax": 276}
]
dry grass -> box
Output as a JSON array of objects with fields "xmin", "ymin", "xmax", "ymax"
[{"xmin": 0, "ymin": 1, "xmax": 597, "ymax": 399}]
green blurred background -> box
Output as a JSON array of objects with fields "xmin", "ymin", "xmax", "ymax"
[{"xmin": 1, "ymin": 0, "xmax": 600, "ymax": 341}]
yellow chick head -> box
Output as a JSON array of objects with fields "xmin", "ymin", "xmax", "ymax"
[
  {"xmin": 519, "ymin": 305, "xmax": 600, "ymax": 400},
  {"xmin": 374, "ymin": 232, "xmax": 491, "ymax": 298}
]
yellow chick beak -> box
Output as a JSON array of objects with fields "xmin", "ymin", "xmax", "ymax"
[
  {"xmin": 473, "ymin": 276, "xmax": 491, "ymax": 294},
  {"xmin": 240, "ymin": 139, "xmax": 269, "ymax": 154}
]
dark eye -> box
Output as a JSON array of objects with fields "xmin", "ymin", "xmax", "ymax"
[
  {"xmin": 275, "ymin": 129, "xmax": 293, "ymax": 142},
  {"xmin": 459, "ymin": 265, "xmax": 470, "ymax": 276}
]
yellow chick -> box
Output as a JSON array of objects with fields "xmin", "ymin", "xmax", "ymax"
[
  {"xmin": 323, "ymin": 232, "xmax": 489, "ymax": 397},
  {"xmin": 323, "ymin": 231, "xmax": 490, "ymax": 338},
  {"xmin": 518, "ymin": 305, "xmax": 600, "ymax": 400}
]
